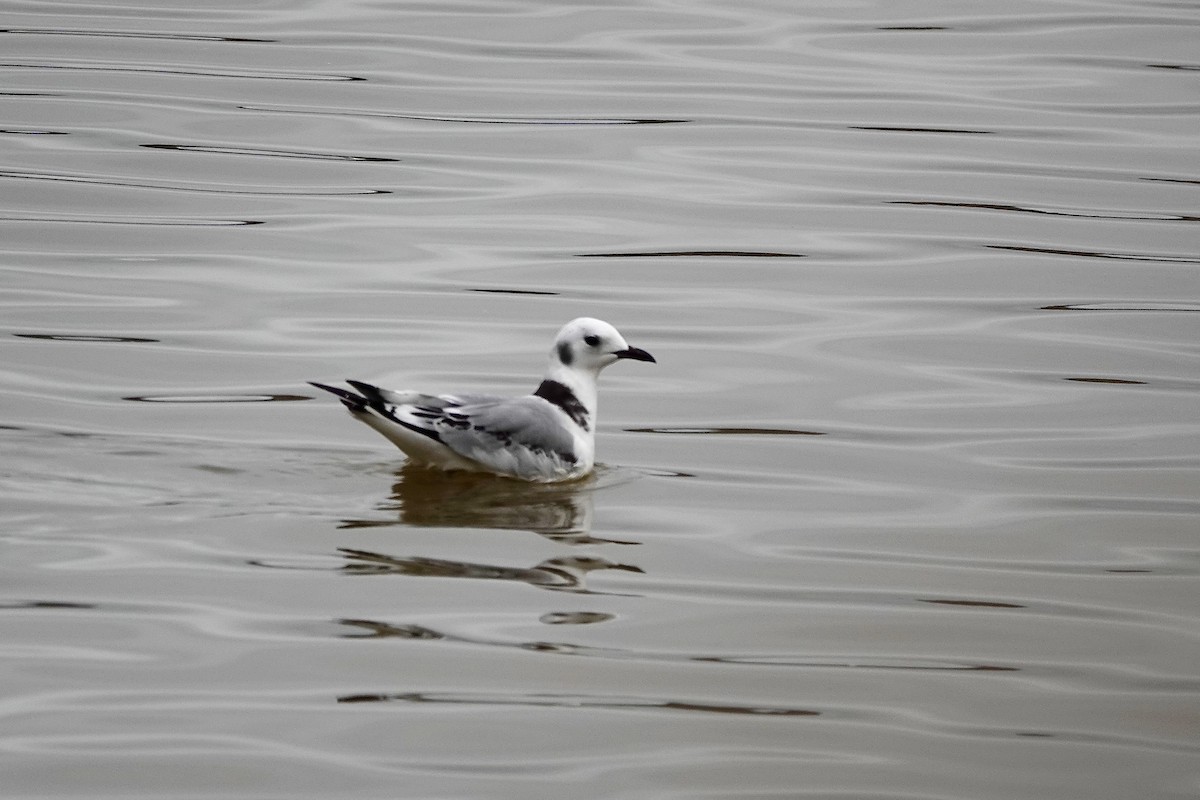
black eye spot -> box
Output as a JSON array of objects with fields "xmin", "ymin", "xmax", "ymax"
[{"xmin": 584, "ymin": 334, "xmax": 600, "ymax": 347}]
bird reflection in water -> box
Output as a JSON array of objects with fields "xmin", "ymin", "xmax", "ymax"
[
  {"xmin": 338, "ymin": 549, "xmax": 643, "ymax": 594},
  {"xmin": 340, "ymin": 462, "xmax": 640, "ymax": 545},
  {"xmin": 332, "ymin": 463, "xmax": 644, "ymax": 595}
]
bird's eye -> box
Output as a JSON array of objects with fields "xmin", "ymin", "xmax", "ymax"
[{"xmin": 584, "ymin": 334, "xmax": 600, "ymax": 347}]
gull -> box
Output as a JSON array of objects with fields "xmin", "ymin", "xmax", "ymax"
[{"xmin": 309, "ymin": 317, "xmax": 655, "ymax": 482}]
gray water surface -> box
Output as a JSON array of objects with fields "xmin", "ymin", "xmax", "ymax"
[{"xmin": 2, "ymin": 1, "xmax": 1198, "ymax": 798}]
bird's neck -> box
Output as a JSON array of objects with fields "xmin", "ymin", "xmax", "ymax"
[{"xmin": 536, "ymin": 366, "xmax": 598, "ymax": 431}]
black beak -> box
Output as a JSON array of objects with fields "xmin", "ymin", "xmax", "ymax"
[{"xmin": 615, "ymin": 346, "xmax": 656, "ymax": 364}]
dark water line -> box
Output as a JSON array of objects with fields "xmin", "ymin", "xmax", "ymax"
[
  {"xmin": 791, "ymin": 547, "xmax": 1200, "ymax": 578},
  {"xmin": 331, "ymin": 689, "xmax": 1200, "ymax": 754},
  {"xmin": 334, "ymin": 617, "xmax": 1017, "ymax": 673},
  {"xmin": 336, "ymin": 690, "xmax": 821, "ymax": 718},
  {"xmin": 237, "ymin": 103, "xmax": 689, "ymax": 125},
  {"xmin": 989, "ymin": 244, "xmax": 1200, "ymax": 264},
  {"xmin": 0, "ymin": 169, "xmax": 390, "ymax": 196},
  {"xmin": 892, "ymin": 200, "xmax": 1199, "ymax": 223},
  {"xmin": 577, "ymin": 250, "xmax": 807, "ymax": 258},
  {"xmin": 470, "ymin": 288, "xmax": 560, "ymax": 296},
  {"xmin": 0, "ymin": 61, "xmax": 361, "ymax": 81},
  {"xmin": 850, "ymin": 125, "xmax": 993, "ymax": 135},
  {"xmin": 123, "ymin": 394, "xmax": 310, "ymax": 403},
  {"xmin": 16, "ymin": 333, "xmax": 159, "ymax": 343},
  {"xmin": 0, "ymin": 27, "xmax": 275, "ymax": 43},
  {"xmin": 1043, "ymin": 303, "xmax": 1200, "ymax": 312},
  {"xmin": 628, "ymin": 427, "xmax": 826, "ymax": 436},
  {"xmin": 874, "ymin": 14, "xmax": 1200, "ymax": 35},
  {"xmin": 0, "ymin": 214, "xmax": 262, "ymax": 226},
  {"xmin": 140, "ymin": 143, "xmax": 398, "ymax": 162},
  {"xmin": 1145, "ymin": 177, "xmax": 1200, "ymax": 186}
]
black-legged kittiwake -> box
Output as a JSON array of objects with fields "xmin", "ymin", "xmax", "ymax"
[{"xmin": 309, "ymin": 317, "xmax": 655, "ymax": 482}]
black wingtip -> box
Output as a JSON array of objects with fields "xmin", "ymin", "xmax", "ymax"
[
  {"xmin": 345, "ymin": 380, "xmax": 400, "ymax": 417},
  {"xmin": 308, "ymin": 381, "xmax": 368, "ymax": 412},
  {"xmin": 345, "ymin": 380, "xmax": 386, "ymax": 408}
]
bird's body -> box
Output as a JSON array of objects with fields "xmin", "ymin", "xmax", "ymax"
[{"xmin": 310, "ymin": 318, "xmax": 654, "ymax": 482}]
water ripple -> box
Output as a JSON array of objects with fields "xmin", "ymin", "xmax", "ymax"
[
  {"xmin": 15, "ymin": 333, "xmax": 159, "ymax": 343},
  {"xmin": 0, "ymin": 168, "xmax": 389, "ymax": 196},
  {"xmin": 628, "ymin": 426, "xmax": 826, "ymax": 436},
  {"xmin": 0, "ymin": 214, "xmax": 261, "ymax": 226},
  {"xmin": 122, "ymin": 394, "xmax": 309, "ymax": 403},
  {"xmin": 4, "ymin": 1, "xmax": 1198, "ymax": 796},
  {"xmin": 337, "ymin": 690, "xmax": 821, "ymax": 717},
  {"xmin": 140, "ymin": 143, "xmax": 398, "ymax": 163},
  {"xmin": 0, "ymin": 27, "xmax": 275, "ymax": 43},
  {"xmin": 327, "ymin": 617, "xmax": 1016, "ymax": 673},
  {"xmin": 1042, "ymin": 302, "xmax": 1200, "ymax": 312},
  {"xmin": 893, "ymin": 200, "xmax": 1198, "ymax": 222},
  {"xmin": 577, "ymin": 250, "xmax": 807, "ymax": 258},
  {"xmin": 237, "ymin": 103, "xmax": 689, "ymax": 125},
  {"xmin": 849, "ymin": 125, "xmax": 993, "ymax": 135},
  {"xmin": 988, "ymin": 244, "xmax": 1200, "ymax": 263},
  {"xmin": 1, "ymin": 60, "xmax": 361, "ymax": 81}
]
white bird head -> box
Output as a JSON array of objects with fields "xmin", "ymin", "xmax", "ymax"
[{"xmin": 548, "ymin": 317, "xmax": 656, "ymax": 376}]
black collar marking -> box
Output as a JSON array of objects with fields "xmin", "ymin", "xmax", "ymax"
[{"xmin": 533, "ymin": 380, "xmax": 590, "ymax": 430}]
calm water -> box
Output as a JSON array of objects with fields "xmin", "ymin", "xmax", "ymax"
[{"xmin": 2, "ymin": 0, "xmax": 1198, "ymax": 797}]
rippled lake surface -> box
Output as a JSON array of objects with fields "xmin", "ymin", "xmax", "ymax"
[{"xmin": 3, "ymin": 1, "xmax": 1198, "ymax": 797}]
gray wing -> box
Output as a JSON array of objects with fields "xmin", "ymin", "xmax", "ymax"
[
  {"xmin": 369, "ymin": 385, "xmax": 502, "ymax": 410},
  {"xmin": 433, "ymin": 395, "xmax": 582, "ymax": 479}
]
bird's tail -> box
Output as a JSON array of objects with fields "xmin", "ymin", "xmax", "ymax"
[
  {"xmin": 307, "ymin": 381, "xmax": 368, "ymax": 413},
  {"xmin": 345, "ymin": 380, "xmax": 392, "ymax": 414}
]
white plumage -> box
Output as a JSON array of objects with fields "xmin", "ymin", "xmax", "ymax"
[{"xmin": 310, "ymin": 318, "xmax": 655, "ymax": 482}]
